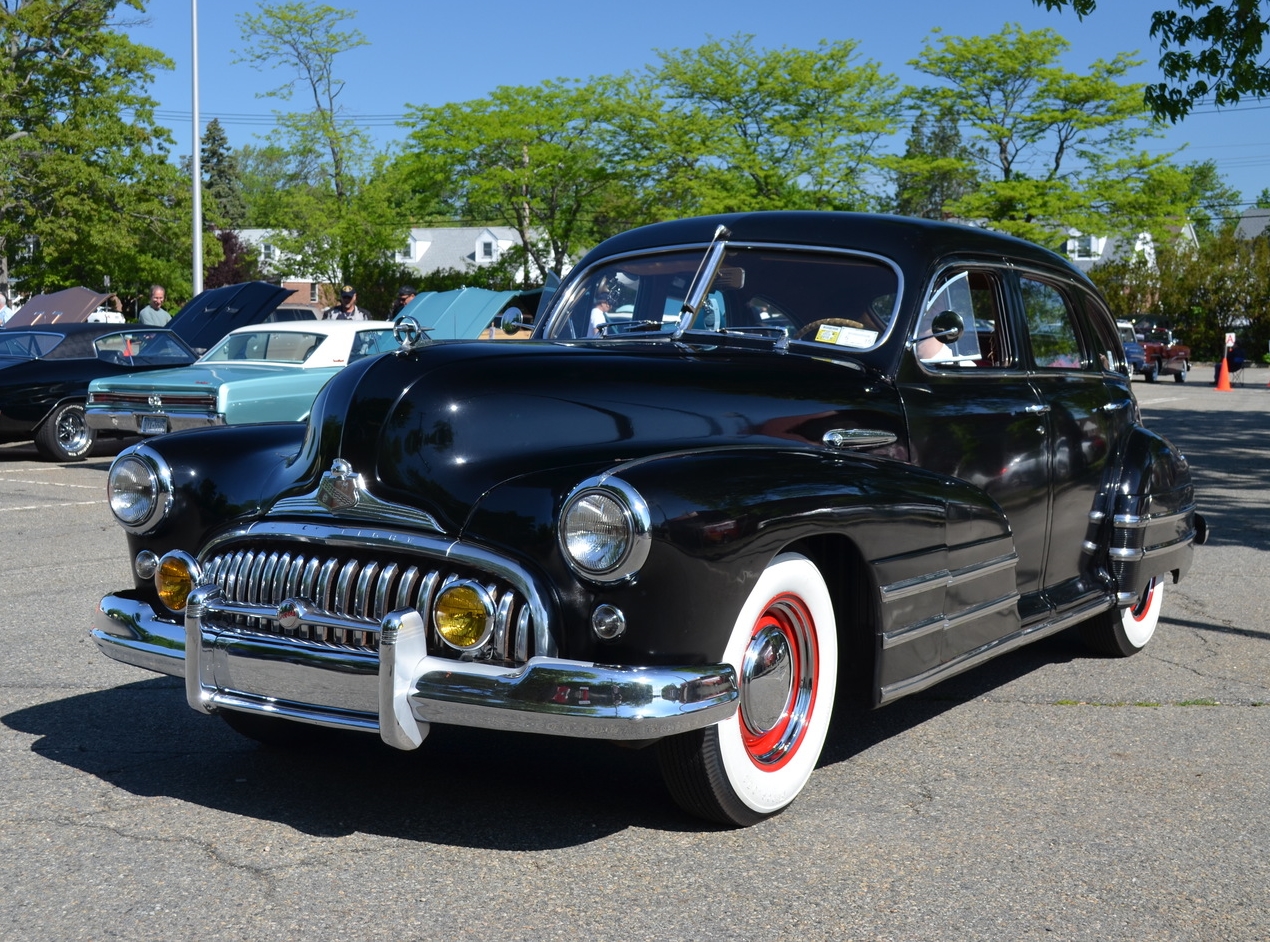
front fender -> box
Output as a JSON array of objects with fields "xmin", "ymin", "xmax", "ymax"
[
  {"xmin": 464, "ymin": 446, "xmax": 1017, "ymax": 669},
  {"xmin": 118, "ymin": 423, "xmax": 309, "ymax": 589}
]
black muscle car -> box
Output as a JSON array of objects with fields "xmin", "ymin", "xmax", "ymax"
[
  {"xmin": 91, "ymin": 213, "xmax": 1205, "ymax": 826},
  {"xmin": 0, "ymin": 281, "xmax": 300, "ymax": 461}
]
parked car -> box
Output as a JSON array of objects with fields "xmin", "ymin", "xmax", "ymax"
[
  {"xmin": 86, "ymin": 320, "xmax": 397, "ymax": 437},
  {"xmin": 1116, "ymin": 320, "xmax": 1147, "ymax": 376},
  {"xmin": 92, "ymin": 212, "xmax": 1205, "ymax": 827},
  {"xmin": 0, "ymin": 281, "xmax": 306, "ymax": 461},
  {"xmin": 0, "ymin": 324, "xmax": 197, "ymax": 460},
  {"xmin": 1139, "ymin": 326, "xmax": 1191, "ymax": 382}
]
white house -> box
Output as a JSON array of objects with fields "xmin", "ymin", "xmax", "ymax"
[{"xmin": 234, "ymin": 225, "xmax": 547, "ymax": 309}]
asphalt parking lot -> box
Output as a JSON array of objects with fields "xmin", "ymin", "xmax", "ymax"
[{"xmin": 1, "ymin": 375, "xmax": 1267, "ymax": 942}]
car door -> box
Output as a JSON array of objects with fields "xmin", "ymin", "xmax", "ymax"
[
  {"xmin": 1014, "ymin": 271, "xmax": 1134, "ymax": 614},
  {"xmin": 896, "ymin": 264, "xmax": 1051, "ymax": 662}
]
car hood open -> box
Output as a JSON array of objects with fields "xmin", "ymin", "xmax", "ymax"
[{"xmin": 167, "ymin": 282, "xmax": 294, "ymax": 353}]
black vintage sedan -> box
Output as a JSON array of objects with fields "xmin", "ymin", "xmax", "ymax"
[
  {"xmin": 0, "ymin": 282, "xmax": 300, "ymax": 461},
  {"xmin": 91, "ymin": 213, "xmax": 1205, "ymax": 826}
]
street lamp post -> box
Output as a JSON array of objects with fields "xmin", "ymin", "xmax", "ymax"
[{"xmin": 191, "ymin": 0, "xmax": 203, "ymax": 296}]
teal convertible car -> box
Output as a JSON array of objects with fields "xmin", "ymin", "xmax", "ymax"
[{"xmin": 85, "ymin": 320, "xmax": 397, "ymax": 436}]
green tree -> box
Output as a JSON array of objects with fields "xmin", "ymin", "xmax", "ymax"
[
  {"xmin": 890, "ymin": 109, "xmax": 983, "ymax": 218},
  {"xmin": 1255, "ymin": 186, "xmax": 1270, "ymax": 208},
  {"xmin": 910, "ymin": 24, "xmax": 1181, "ymax": 245},
  {"xmin": 201, "ymin": 118, "xmax": 246, "ymax": 227},
  {"xmin": 1033, "ymin": 0, "xmax": 1270, "ymax": 120},
  {"xmin": 0, "ymin": 0, "xmax": 197, "ymax": 300},
  {"xmin": 400, "ymin": 77, "xmax": 630, "ymax": 277},
  {"xmin": 236, "ymin": 2, "xmax": 403, "ymax": 295},
  {"xmin": 650, "ymin": 35, "xmax": 903, "ymax": 213}
]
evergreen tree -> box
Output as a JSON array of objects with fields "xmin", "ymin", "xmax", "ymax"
[{"xmin": 202, "ymin": 118, "xmax": 247, "ymax": 228}]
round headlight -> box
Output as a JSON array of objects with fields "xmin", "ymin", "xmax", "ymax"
[
  {"xmin": 558, "ymin": 478, "xmax": 652, "ymax": 584},
  {"xmin": 433, "ymin": 581, "xmax": 494, "ymax": 650},
  {"xmin": 156, "ymin": 551, "xmax": 202, "ymax": 613},
  {"xmin": 106, "ymin": 446, "xmax": 172, "ymax": 534},
  {"xmin": 108, "ymin": 455, "xmax": 158, "ymax": 526},
  {"xmin": 563, "ymin": 491, "xmax": 631, "ymax": 573}
]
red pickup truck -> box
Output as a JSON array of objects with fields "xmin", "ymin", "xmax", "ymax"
[{"xmin": 1139, "ymin": 327, "xmax": 1191, "ymax": 383}]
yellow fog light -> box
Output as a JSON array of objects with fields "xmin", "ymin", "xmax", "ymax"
[
  {"xmin": 432, "ymin": 580, "xmax": 494, "ymax": 651},
  {"xmin": 155, "ymin": 551, "xmax": 202, "ymax": 613}
]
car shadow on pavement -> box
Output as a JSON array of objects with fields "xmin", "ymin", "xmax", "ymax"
[{"xmin": 4, "ymin": 629, "xmax": 1086, "ymax": 844}]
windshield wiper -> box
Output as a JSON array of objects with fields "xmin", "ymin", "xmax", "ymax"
[{"xmin": 670, "ymin": 225, "xmax": 731, "ymax": 341}]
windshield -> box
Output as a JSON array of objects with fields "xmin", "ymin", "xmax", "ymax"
[
  {"xmin": 202, "ymin": 330, "xmax": 324, "ymax": 364},
  {"xmin": 544, "ymin": 246, "xmax": 900, "ymax": 350}
]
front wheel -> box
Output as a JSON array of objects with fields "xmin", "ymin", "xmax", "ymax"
[
  {"xmin": 1081, "ymin": 576, "xmax": 1164, "ymax": 657},
  {"xmin": 34, "ymin": 401, "xmax": 95, "ymax": 461},
  {"xmin": 1174, "ymin": 361, "xmax": 1189, "ymax": 383},
  {"xmin": 657, "ymin": 553, "xmax": 838, "ymax": 826}
]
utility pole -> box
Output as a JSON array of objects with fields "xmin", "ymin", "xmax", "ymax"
[{"xmin": 191, "ymin": 0, "xmax": 203, "ymax": 295}]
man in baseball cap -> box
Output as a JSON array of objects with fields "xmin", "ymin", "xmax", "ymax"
[{"xmin": 324, "ymin": 285, "xmax": 368, "ymax": 320}]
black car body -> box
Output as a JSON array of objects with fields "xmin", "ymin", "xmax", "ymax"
[
  {"xmin": 0, "ymin": 282, "xmax": 298, "ymax": 460},
  {"xmin": 92, "ymin": 213, "xmax": 1205, "ymax": 826}
]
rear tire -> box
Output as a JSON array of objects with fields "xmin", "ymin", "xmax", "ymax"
[
  {"xmin": 658, "ymin": 553, "xmax": 837, "ymax": 826},
  {"xmin": 1143, "ymin": 363, "xmax": 1158, "ymax": 383},
  {"xmin": 1174, "ymin": 362, "xmax": 1188, "ymax": 383},
  {"xmin": 34, "ymin": 401, "xmax": 94, "ymax": 461},
  {"xmin": 1081, "ymin": 576, "xmax": 1164, "ymax": 657}
]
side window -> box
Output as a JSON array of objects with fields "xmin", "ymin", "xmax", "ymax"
[
  {"xmin": 1019, "ymin": 277, "xmax": 1085, "ymax": 370},
  {"xmin": 1078, "ymin": 291, "xmax": 1126, "ymax": 375},
  {"xmin": 916, "ymin": 269, "xmax": 1013, "ymax": 369}
]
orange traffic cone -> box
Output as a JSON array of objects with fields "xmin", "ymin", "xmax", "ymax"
[{"xmin": 1215, "ymin": 355, "xmax": 1231, "ymax": 391}]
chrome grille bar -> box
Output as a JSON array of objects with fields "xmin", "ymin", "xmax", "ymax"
[{"xmin": 199, "ymin": 543, "xmax": 535, "ymax": 663}]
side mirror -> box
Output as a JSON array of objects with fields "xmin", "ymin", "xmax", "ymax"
[
  {"xmin": 914, "ymin": 310, "xmax": 966, "ymax": 347},
  {"xmin": 501, "ymin": 308, "xmax": 528, "ymax": 335}
]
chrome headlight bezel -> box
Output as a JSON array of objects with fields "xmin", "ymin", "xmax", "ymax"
[
  {"xmin": 107, "ymin": 444, "xmax": 174, "ymax": 535},
  {"xmin": 557, "ymin": 476, "xmax": 652, "ymax": 585}
]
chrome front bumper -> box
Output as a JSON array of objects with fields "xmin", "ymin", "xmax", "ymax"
[
  {"xmin": 85, "ymin": 409, "xmax": 224, "ymax": 434},
  {"xmin": 92, "ymin": 588, "xmax": 738, "ymax": 747}
]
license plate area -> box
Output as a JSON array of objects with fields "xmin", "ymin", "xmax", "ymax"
[{"xmin": 139, "ymin": 414, "xmax": 168, "ymax": 435}]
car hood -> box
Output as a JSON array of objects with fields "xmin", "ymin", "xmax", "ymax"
[
  {"xmin": 283, "ymin": 339, "xmax": 905, "ymax": 533},
  {"xmin": 7, "ymin": 287, "xmax": 112, "ymax": 327},
  {"xmin": 90, "ymin": 362, "xmax": 301, "ymax": 394},
  {"xmin": 167, "ymin": 282, "xmax": 293, "ymax": 353}
]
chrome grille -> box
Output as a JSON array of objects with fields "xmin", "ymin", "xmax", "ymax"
[{"xmin": 201, "ymin": 542, "xmax": 535, "ymax": 663}]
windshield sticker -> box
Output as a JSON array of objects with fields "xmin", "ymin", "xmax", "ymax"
[{"xmin": 815, "ymin": 324, "xmax": 878, "ymax": 348}]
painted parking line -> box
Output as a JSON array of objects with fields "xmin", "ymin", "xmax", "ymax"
[
  {"xmin": 0, "ymin": 500, "xmax": 104, "ymax": 513},
  {"xmin": 0, "ymin": 478, "xmax": 100, "ymax": 490}
]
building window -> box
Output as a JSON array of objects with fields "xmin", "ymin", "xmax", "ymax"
[
  {"xmin": 482, "ymin": 241, "xmax": 495, "ymax": 260},
  {"xmin": 261, "ymin": 243, "xmax": 277, "ymax": 262},
  {"xmin": 397, "ymin": 241, "xmax": 413, "ymax": 262},
  {"xmin": 1070, "ymin": 235, "xmax": 1099, "ymax": 259},
  {"xmin": 309, "ymin": 283, "xmax": 319, "ymax": 303}
]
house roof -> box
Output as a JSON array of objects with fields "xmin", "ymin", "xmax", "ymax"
[
  {"xmin": 407, "ymin": 226, "xmax": 520, "ymax": 274},
  {"xmin": 1235, "ymin": 208, "xmax": 1270, "ymax": 240}
]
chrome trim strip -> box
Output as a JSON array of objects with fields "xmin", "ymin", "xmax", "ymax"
[
  {"xmin": 882, "ymin": 593, "xmax": 1019, "ymax": 649},
  {"xmin": 879, "ymin": 552, "xmax": 1017, "ymax": 603},
  {"xmin": 822, "ymin": 428, "xmax": 899, "ymax": 450},
  {"xmin": 880, "ymin": 595, "xmax": 1113, "ymax": 703},
  {"xmin": 87, "ymin": 410, "xmax": 223, "ymax": 434}
]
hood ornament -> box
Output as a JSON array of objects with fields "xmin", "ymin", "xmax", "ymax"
[
  {"xmin": 393, "ymin": 315, "xmax": 432, "ymax": 353},
  {"xmin": 317, "ymin": 458, "xmax": 360, "ymax": 511}
]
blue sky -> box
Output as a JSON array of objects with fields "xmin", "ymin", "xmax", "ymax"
[{"xmin": 127, "ymin": 0, "xmax": 1268, "ymax": 214}]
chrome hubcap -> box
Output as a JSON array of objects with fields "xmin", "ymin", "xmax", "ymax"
[{"xmin": 741, "ymin": 624, "xmax": 793, "ymax": 735}]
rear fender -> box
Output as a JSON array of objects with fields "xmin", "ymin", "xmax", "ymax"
[{"xmin": 1099, "ymin": 426, "xmax": 1199, "ymax": 602}]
